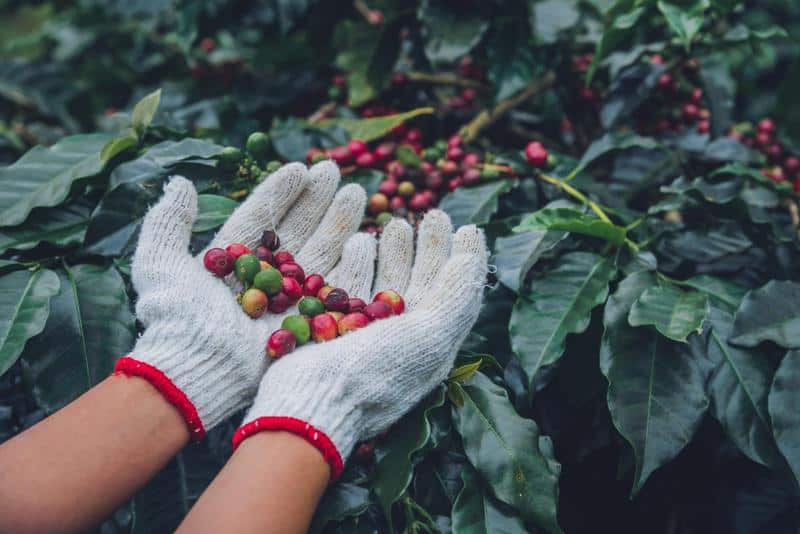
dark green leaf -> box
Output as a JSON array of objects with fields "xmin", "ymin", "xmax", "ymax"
[
  {"xmin": 0, "ymin": 268, "xmax": 59, "ymax": 375},
  {"xmin": 768, "ymin": 350, "xmax": 800, "ymax": 485},
  {"xmin": 438, "ymin": 181, "xmax": 513, "ymax": 228},
  {"xmin": 493, "ymin": 230, "xmax": 564, "ymax": 293},
  {"xmin": 628, "ymin": 284, "xmax": 709, "ymax": 342},
  {"xmin": 21, "ymin": 264, "xmax": 135, "ymax": 412},
  {"xmin": 452, "ymin": 372, "xmax": 561, "ymax": 533},
  {"xmin": 193, "ymin": 195, "xmax": 238, "ymax": 233},
  {"xmin": 311, "ymin": 483, "xmax": 371, "ymax": 534},
  {"xmin": 600, "ymin": 271, "xmax": 708, "ymax": 495},
  {"xmin": 334, "ymin": 19, "xmax": 401, "ymax": 106},
  {"xmin": 341, "ymin": 169, "xmax": 384, "ymax": 198},
  {"xmin": 723, "ymin": 24, "xmax": 789, "ymax": 44},
  {"xmin": 0, "ymin": 198, "xmax": 93, "ymax": 254},
  {"xmin": 0, "ymin": 133, "xmax": 113, "ymax": 226},
  {"xmin": 451, "ymin": 466, "xmax": 527, "ymax": 534},
  {"xmin": 487, "ymin": 21, "xmax": 536, "ymax": 101},
  {"xmin": 730, "ymin": 281, "xmax": 800, "ymax": 349},
  {"xmin": 320, "ymin": 108, "xmax": 434, "ymax": 144},
  {"xmin": 418, "ymin": 0, "xmax": 489, "ymax": 64},
  {"xmin": 530, "ymin": 0, "xmax": 579, "ymax": 44},
  {"xmin": 100, "ymin": 133, "xmax": 139, "ymax": 164},
  {"xmin": 656, "ymin": 0, "xmax": 709, "ymax": 51},
  {"xmin": 586, "ymin": 5, "xmax": 646, "ymax": 83},
  {"xmin": 683, "ymin": 274, "xmax": 747, "ymax": 312},
  {"xmin": 660, "ymin": 221, "xmax": 752, "ymax": 264},
  {"xmin": 574, "ymin": 133, "xmax": 660, "ymax": 176},
  {"xmin": 514, "ymin": 208, "xmax": 627, "ymax": 245},
  {"xmin": 131, "ymin": 88, "xmax": 162, "ymax": 139},
  {"xmin": 510, "ymin": 252, "xmax": 616, "ymax": 392}
]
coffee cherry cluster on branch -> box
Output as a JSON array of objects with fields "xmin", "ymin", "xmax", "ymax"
[
  {"xmin": 267, "ymin": 288, "xmax": 405, "ymax": 358},
  {"xmin": 729, "ymin": 118, "xmax": 800, "ymax": 191},
  {"xmin": 203, "ymin": 230, "xmax": 308, "ymax": 318}
]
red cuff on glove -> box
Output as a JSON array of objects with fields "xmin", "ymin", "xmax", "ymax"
[
  {"xmin": 114, "ymin": 356, "xmax": 206, "ymax": 441},
  {"xmin": 232, "ymin": 416, "xmax": 344, "ymax": 481}
]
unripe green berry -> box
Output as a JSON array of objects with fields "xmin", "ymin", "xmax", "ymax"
[
  {"xmin": 246, "ymin": 132, "xmax": 270, "ymax": 158},
  {"xmin": 253, "ymin": 267, "xmax": 283, "ymax": 296},
  {"xmin": 218, "ymin": 147, "xmax": 242, "ymax": 166},
  {"xmin": 376, "ymin": 212, "xmax": 392, "ymax": 226},
  {"xmin": 235, "ymin": 254, "xmax": 261, "ymax": 285},
  {"xmin": 266, "ymin": 160, "xmax": 282, "ymax": 173},
  {"xmin": 298, "ymin": 296, "xmax": 326, "ymax": 317},
  {"xmin": 281, "ymin": 315, "xmax": 311, "ymax": 345}
]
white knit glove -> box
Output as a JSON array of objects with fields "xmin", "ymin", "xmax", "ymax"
[
  {"xmin": 233, "ymin": 211, "xmax": 488, "ymax": 479},
  {"xmin": 115, "ymin": 161, "xmax": 366, "ymax": 439}
]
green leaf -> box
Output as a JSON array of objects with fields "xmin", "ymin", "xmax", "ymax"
[
  {"xmin": 21, "ymin": 264, "xmax": 135, "ymax": 412},
  {"xmin": 510, "ymin": 252, "xmax": 616, "ymax": 393},
  {"xmin": 131, "ymin": 88, "xmax": 162, "ymax": 139},
  {"xmin": 515, "ymin": 208, "xmax": 627, "ymax": 245},
  {"xmin": 706, "ymin": 306, "xmax": 784, "ymax": 469},
  {"xmin": 730, "ymin": 281, "xmax": 800, "ymax": 349},
  {"xmin": 418, "ymin": 0, "xmax": 490, "ymax": 64},
  {"xmin": 438, "ymin": 181, "xmax": 512, "ymax": 228},
  {"xmin": 310, "ymin": 483, "xmax": 371, "ymax": 534},
  {"xmin": 586, "ymin": 4, "xmax": 646, "ymax": 83},
  {"xmin": 449, "ymin": 359, "xmax": 482, "ymax": 384},
  {"xmin": 660, "ymin": 221, "xmax": 753, "ymax": 264},
  {"xmin": 768, "ymin": 350, "xmax": 800, "ymax": 486},
  {"xmin": 0, "ymin": 268, "xmax": 60, "ymax": 375},
  {"xmin": 395, "ymin": 144, "xmax": 422, "ymax": 167},
  {"xmin": 487, "ymin": 20, "xmax": 536, "ymax": 102},
  {"xmin": 724, "ymin": 24, "xmax": 789, "ymax": 44},
  {"xmin": 193, "ymin": 194, "xmax": 238, "ymax": 233},
  {"xmin": 451, "ymin": 466, "xmax": 528, "ymax": 534},
  {"xmin": 493, "ymin": 230, "xmax": 564, "ymax": 293},
  {"xmin": 334, "ymin": 19, "xmax": 401, "ymax": 106},
  {"xmin": 0, "ymin": 198, "xmax": 93, "ymax": 254},
  {"xmin": 656, "ymin": 0, "xmax": 709, "ymax": 51},
  {"xmin": 683, "ymin": 274, "xmax": 747, "ymax": 313},
  {"xmin": 0, "ymin": 133, "xmax": 113, "ymax": 226},
  {"xmin": 628, "ymin": 284, "xmax": 709, "ymax": 342},
  {"xmin": 574, "ymin": 133, "xmax": 660, "ymax": 176},
  {"xmin": 452, "ymin": 372, "xmax": 561, "ymax": 533},
  {"xmin": 530, "ymin": 0, "xmax": 580, "ymax": 44},
  {"xmin": 371, "ymin": 388, "xmax": 446, "ymax": 521},
  {"xmin": 600, "ymin": 271, "xmax": 708, "ymax": 496},
  {"xmin": 341, "ymin": 169, "xmax": 384, "ymax": 197},
  {"xmin": 319, "ymin": 108, "xmax": 434, "ymax": 144},
  {"xmin": 100, "ymin": 133, "xmax": 139, "ymax": 164}
]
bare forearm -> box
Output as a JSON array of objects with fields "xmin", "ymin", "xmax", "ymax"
[
  {"xmin": 0, "ymin": 374, "xmax": 188, "ymax": 533},
  {"xmin": 178, "ymin": 431, "xmax": 330, "ymax": 534}
]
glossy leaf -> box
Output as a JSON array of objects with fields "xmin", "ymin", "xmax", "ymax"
[
  {"xmin": 438, "ymin": 181, "xmax": 512, "ymax": 228},
  {"xmin": 510, "ymin": 252, "xmax": 616, "ymax": 392},
  {"xmin": 193, "ymin": 195, "xmax": 238, "ymax": 233},
  {"xmin": 628, "ymin": 284, "xmax": 709, "ymax": 342},
  {"xmin": 656, "ymin": 0, "xmax": 709, "ymax": 51},
  {"xmin": 131, "ymin": 88, "xmax": 162, "ymax": 139},
  {"xmin": 600, "ymin": 271, "xmax": 708, "ymax": 495},
  {"xmin": 100, "ymin": 133, "xmax": 139, "ymax": 163},
  {"xmin": 0, "ymin": 133, "xmax": 113, "ymax": 226},
  {"xmin": 531, "ymin": 0, "xmax": 579, "ymax": 44},
  {"xmin": 0, "ymin": 269, "xmax": 60, "ymax": 375},
  {"xmin": 768, "ymin": 350, "xmax": 800, "ymax": 485},
  {"xmin": 320, "ymin": 108, "xmax": 434, "ymax": 144},
  {"xmin": 451, "ymin": 466, "xmax": 527, "ymax": 534},
  {"xmin": 452, "ymin": 372, "xmax": 561, "ymax": 533},
  {"xmin": 683, "ymin": 274, "xmax": 747, "ymax": 312},
  {"xmin": 574, "ymin": 132, "xmax": 660, "ymax": 177},
  {"xmin": 493, "ymin": 230, "xmax": 564, "ymax": 293},
  {"xmin": 0, "ymin": 198, "xmax": 93, "ymax": 254},
  {"xmin": 311, "ymin": 483, "xmax": 371, "ymax": 534},
  {"xmin": 419, "ymin": 0, "xmax": 489, "ymax": 64},
  {"xmin": 730, "ymin": 281, "xmax": 800, "ymax": 349},
  {"xmin": 514, "ymin": 208, "xmax": 627, "ymax": 245},
  {"xmin": 21, "ymin": 264, "xmax": 135, "ymax": 412}
]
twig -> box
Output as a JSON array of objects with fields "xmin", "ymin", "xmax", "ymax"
[
  {"xmin": 459, "ymin": 71, "xmax": 556, "ymax": 143},
  {"xmin": 307, "ymin": 101, "xmax": 337, "ymax": 123},
  {"xmin": 538, "ymin": 173, "xmax": 611, "ymax": 222},
  {"xmin": 405, "ymin": 71, "xmax": 489, "ymax": 90}
]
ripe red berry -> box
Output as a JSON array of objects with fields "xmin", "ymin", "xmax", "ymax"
[
  {"xmin": 391, "ymin": 72, "xmax": 407, "ymax": 85},
  {"xmin": 255, "ymin": 246, "xmax": 275, "ymax": 265},
  {"xmin": 463, "ymin": 168, "xmax": 481, "ymax": 186},
  {"xmin": 425, "ymin": 172, "xmax": 444, "ymax": 190},
  {"xmin": 347, "ymin": 139, "xmax": 368, "ymax": 158},
  {"xmin": 794, "ymin": 178, "xmax": 800, "ymax": 193},
  {"xmin": 697, "ymin": 120, "xmax": 710, "ymax": 134},
  {"xmin": 447, "ymin": 146, "xmax": 465, "ymax": 162},
  {"xmin": 374, "ymin": 142, "xmax": 395, "ymax": 161},
  {"xmin": 756, "ymin": 131, "xmax": 772, "ymax": 147},
  {"xmin": 374, "ymin": 289, "xmax": 405, "ymax": 314},
  {"xmin": 424, "ymin": 190, "xmax": 438, "ymax": 205},
  {"xmin": 369, "ymin": 192, "xmax": 390, "ymax": 214},
  {"xmin": 405, "ymin": 128, "xmax": 422, "ymax": 143},
  {"xmin": 324, "ymin": 288, "xmax": 350, "ymax": 313},
  {"xmin": 274, "ymin": 251, "xmax": 295, "ymax": 266},
  {"xmin": 333, "ymin": 74, "xmax": 346, "ymax": 88},
  {"xmin": 758, "ymin": 118, "xmax": 776, "ymax": 134},
  {"xmin": 268, "ymin": 292, "xmax": 292, "ymax": 313},
  {"xmin": 204, "ymin": 248, "xmax": 235, "ymax": 277},
  {"xmin": 379, "ymin": 180, "xmax": 398, "ymax": 196},
  {"xmin": 462, "ymin": 153, "xmax": 480, "ymax": 168},
  {"xmin": 447, "ymin": 177, "xmax": 462, "ymax": 191},
  {"xmin": 691, "ymin": 88, "xmax": 703, "ymax": 104},
  {"xmin": 364, "ymin": 300, "xmax": 392, "ymax": 321},
  {"xmin": 580, "ymin": 87, "xmax": 598, "ymax": 102},
  {"xmin": 356, "ymin": 152, "xmax": 377, "ymax": 167},
  {"xmin": 524, "ymin": 141, "xmax": 548, "ymax": 167},
  {"xmin": 461, "ymin": 88, "xmax": 476, "ymax": 102},
  {"xmin": 267, "ymin": 329, "xmax": 296, "ymax": 358},
  {"xmin": 386, "ymin": 160, "xmax": 405, "ymax": 177},
  {"xmin": 348, "ymin": 297, "xmax": 367, "ymax": 313},
  {"xmin": 784, "ymin": 156, "xmax": 800, "ymax": 174},
  {"xmin": 355, "ymin": 442, "xmax": 374, "ymax": 462},
  {"xmin": 303, "ymin": 274, "xmax": 325, "ymax": 296},
  {"xmin": 409, "ymin": 193, "xmax": 429, "ymax": 212},
  {"xmin": 447, "ymin": 135, "xmax": 462, "ymax": 148},
  {"xmin": 226, "ymin": 243, "xmax": 251, "ymax": 260},
  {"xmin": 242, "ymin": 289, "xmax": 268, "ymax": 319},
  {"xmin": 367, "ymin": 9, "xmax": 384, "ymax": 24},
  {"xmin": 390, "ymin": 196, "xmax": 406, "ymax": 210},
  {"xmin": 311, "ymin": 313, "xmax": 338, "ymax": 342},
  {"xmin": 439, "ymin": 160, "xmax": 459, "ymax": 175},
  {"xmin": 338, "ymin": 312, "xmax": 371, "ymax": 335},
  {"xmin": 682, "ymin": 103, "xmax": 700, "ymax": 122},
  {"xmin": 329, "ymin": 146, "xmax": 352, "ymax": 165},
  {"xmin": 658, "ymin": 73, "xmax": 673, "ymax": 89},
  {"xmin": 650, "ymin": 54, "xmax": 664, "ymax": 65},
  {"xmin": 282, "ymin": 277, "xmax": 303, "ymax": 301},
  {"xmin": 279, "ymin": 262, "xmax": 305, "ymax": 285},
  {"xmin": 766, "ymin": 143, "xmax": 783, "ymax": 160},
  {"xmin": 200, "ymin": 38, "xmax": 216, "ymax": 53}
]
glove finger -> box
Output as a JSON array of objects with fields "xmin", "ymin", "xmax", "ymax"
[
  {"xmin": 206, "ymin": 162, "xmax": 308, "ymax": 251},
  {"xmin": 295, "ymin": 183, "xmax": 366, "ymax": 276},
  {"xmin": 276, "ymin": 161, "xmax": 340, "ymax": 254},
  {"xmin": 132, "ymin": 176, "xmax": 197, "ymax": 290},
  {"xmin": 326, "ymin": 233, "xmax": 377, "ymax": 301},
  {"xmin": 372, "ymin": 218, "xmax": 414, "ymax": 296},
  {"xmin": 404, "ymin": 210, "xmax": 453, "ymax": 311}
]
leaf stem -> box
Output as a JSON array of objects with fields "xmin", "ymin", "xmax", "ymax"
[{"xmin": 538, "ymin": 173, "xmax": 612, "ymax": 223}]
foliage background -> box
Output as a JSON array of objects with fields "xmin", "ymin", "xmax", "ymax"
[{"xmin": 1, "ymin": 0, "xmax": 800, "ymax": 532}]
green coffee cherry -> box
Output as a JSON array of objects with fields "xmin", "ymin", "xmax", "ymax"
[
  {"xmin": 246, "ymin": 132, "xmax": 270, "ymax": 158},
  {"xmin": 423, "ymin": 147, "xmax": 440, "ymax": 161},
  {"xmin": 266, "ymin": 160, "xmax": 282, "ymax": 173},
  {"xmin": 298, "ymin": 296, "xmax": 325, "ymax": 317},
  {"xmin": 253, "ymin": 267, "xmax": 283, "ymax": 296},
  {"xmin": 235, "ymin": 254, "xmax": 261, "ymax": 285},
  {"xmin": 310, "ymin": 152, "xmax": 328, "ymax": 164},
  {"xmin": 376, "ymin": 212, "xmax": 392, "ymax": 226},
  {"xmin": 218, "ymin": 147, "xmax": 242, "ymax": 166},
  {"xmin": 281, "ymin": 315, "xmax": 311, "ymax": 345},
  {"xmin": 480, "ymin": 168, "xmax": 500, "ymax": 180}
]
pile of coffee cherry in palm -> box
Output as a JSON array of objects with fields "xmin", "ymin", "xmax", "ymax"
[{"xmin": 203, "ymin": 230, "xmax": 405, "ymax": 358}]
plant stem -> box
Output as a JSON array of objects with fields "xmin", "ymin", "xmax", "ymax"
[
  {"xmin": 459, "ymin": 71, "xmax": 556, "ymax": 142},
  {"xmin": 406, "ymin": 71, "xmax": 489, "ymax": 90},
  {"xmin": 538, "ymin": 173, "xmax": 612, "ymax": 223}
]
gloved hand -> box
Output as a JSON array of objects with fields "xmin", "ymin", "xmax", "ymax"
[
  {"xmin": 115, "ymin": 161, "xmax": 366, "ymax": 440},
  {"xmin": 233, "ymin": 210, "xmax": 488, "ymax": 479}
]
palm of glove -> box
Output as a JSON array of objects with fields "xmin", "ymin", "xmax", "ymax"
[{"xmin": 126, "ymin": 161, "xmax": 366, "ymax": 434}]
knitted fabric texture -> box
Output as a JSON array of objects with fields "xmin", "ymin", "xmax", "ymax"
[
  {"xmin": 238, "ymin": 211, "xmax": 488, "ymax": 471},
  {"xmin": 122, "ymin": 162, "xmax": 367, "ymax": 433}
]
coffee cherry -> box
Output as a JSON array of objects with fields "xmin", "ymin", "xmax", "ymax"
[
  {"xmin": 447, "ymin": 146, "xmax": 465, "ymax": 162},
  {"xmin": 767, "ymin": 143, "xmax": 783, "ymax": 160},
  {"xmin": 524, "ymin": 141, "xmax": 548, "ymax": 167},
  {"xmin": 355, "ymin": 442, "xmax": 374, "ymax": 463},
  {"xmin": 274, "ymin": 251, "xmax": 294, "ymax": 266},
  {"xmin": 439, "ymin": 160, "xmax": 459, "ymax": 175},
  {"xmin": 756, "ymin": 131, "xmax": 772, "ymax": 147},
  {"xmin": 376, "ymin": 212, "xmax": 392, "ymax": 226},
  {"xmin": 253, "ymin": 267, "xmax": 283, "ymax": 295},
  {"xmin": 398, "ymin": 181, "xmax": 415, "ymax": 198},
  {"xmin": 200, "ymin": 37, "xmax": 216, "ymax": 53},
  {"xmin": 784, "ymin": 156, "xmax": 800, "ymax": 174},
  {"xmin": 347, "ymin": 139, "xmax": 368, "ymax": 158},
  {"xmin": 691, "ymin": 88, "xmax": 703, "ymax": 104},
  {"xmin": 317, "ymin": 285, "xmax": 334, "ymax": 300},
  {"xmin": 268, "ymin": 292, "xmax": 292, "ymax": 313},
  {"xmin": 405, "ymin": 128, "xmax": 422, "ymax": 143},
  {"xmin": 235, "ymin": 254, "xmax": 261, "ymax": 284},
  {"xmin": 425, "ymin": 190, "xmax": 438, "ymax": 205},
  {"xmin": 758, "ymin": 118, "xmax": 776, "ymax": 134},
  {"xmin": 261, "ymin": 230, "xmax": 280, "ymax": 250},
  {"xmin": 374, "ymin": 289, "xmax": 405, "ymax": 314},
  {"xmin": 327, "ymin": 310, "xmax": 345, "ymax": 323},
  {"xmin": 255, "ymin": 246, "xmax": 275, "ymax": 266},
  {"xmin": 356, "ymin": 152, "xmax": 377, "ymax": 168},
  {"xmin": 242, "ymin": 288, "xmax": 268, "ymax": 318},
  {"xmin": 463, "ymin": 168, "xmax": 481, "ymax": 186},
  {"xmin": 281, "ymin": 315, "xmax": 310, "ymax": 345},
  {"xmin": 246, "ymin": 132, "xmax": 270, "ymax": 158},
  {"xmin": 218, "ymin": 147, "xmax": 243, "ymax": 166},
  {"xmin": 282, "ymin": 277, "xmax": 303, "ymax": 301},
  {"xmin": 696, "ymin": 120, "xmax": 710, "ymax": 134},
  {"xmin": 657, "ymin": 73, "xmax": 673, "ymax": 90},
  {"xmin": 425, "ymin": 171, "xmax": 444, "ymax": 190},
  {"xmin": 348, "ymin": 297, "xmax": 367, "ymax": 313},
  {"xmin": 298, "ymin": 296, "xmax": 326, "ymax": 317},
  {"xmin": 267, "ymin": 329, "xmax": 296, "ymax": 358},
  {"xmin": 409, "ymin": 193, "xmax": 429, "ymax": 212},
  {"xmin": 447, "ymin": 177, "xmax": 462, "ymax": 191},
  {"xmin": 303, "ymin": 274, "xmax": 325, "ymax": 296},
  {"xmin": 278, "ymin": 262, "xmax": 305, "ymax": 285},
  {"xmin": 333, "ymin": 74, "xmax": 346, "ymax": 87},
  {"xmin": 339, "ymin": 312, "xmax": 370, "ymax": 335},
  {"xmin": 203, "ymin": 248, "xmax": 235, "ymax": 277},
  {"xmin": 462, "ymin": 153, "xmax": 480, "ymax": 168},
  {"xmin": 369, "ymin": 193, "xmax": 390, "ymax": 215},
  {"xmin": 311, "ymin": 313, "xmax": 338, "ymax": 342},
  {"xmin": 329, "ymin": 146, "xmax": 352, "ymax": 165},
  {"xmin": 226, "ymin": 243, "xmax": 251, "ymax": 260},
  {"xmin": 364, "ymin": 300, "xmax": 392, "ymax": 321},
  {"xmin": 682, "ymin": 103, "xmax": 700, "ymax": 122},
  {"xmin": 379, "ymin": 180, "xmax": 398, "ymax": 196},
  {"xmin": 390, "ymin": 196, "xmax": 406, "ymax": 211},
  {"xmin": 324, "ymin": 288, "xmax": 350, "ymax": 313},
  {"xmin": 374, "ymin": 142, "xmax": 395, "ymax": 161}
]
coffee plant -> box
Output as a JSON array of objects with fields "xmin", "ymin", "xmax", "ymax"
[{"xmin": 1, "ymin": 0, "xmax": 800, "ymax": 532}]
